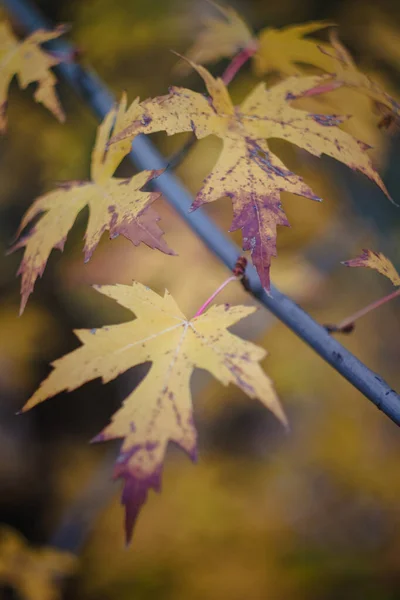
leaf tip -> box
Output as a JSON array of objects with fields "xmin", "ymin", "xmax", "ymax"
[
  {"xmin": 19, "ymin": 295, "xmax": 28, "ymax": 317},
  {"xmin": 283, "ymin": 418, "xmax": 291, "ymax": 434},
  {"xmin": 120, "ymin": 469, "xmax": 163, "ymax": 545},
  {"xmin": 90, "ymin": 431, "xmax": 107, "ymax": 444}
]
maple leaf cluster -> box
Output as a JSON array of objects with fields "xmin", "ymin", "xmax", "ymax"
[
  {"xmin": 182, "ymin": 4, "xmax": 400, "ymax": 132},
  {"xmin": 2, "ymin": 3, "xmax": 398, "ymax": 543},
  {"xmin": 110, "ymin": 60, "xmax": 387, "ymax": 289},
  {"xmin": 9, "ymin": 10, "xmax": 394, "ymax": 308}
]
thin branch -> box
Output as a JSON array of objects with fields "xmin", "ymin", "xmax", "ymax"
[{"xmin": 2, "ymin": 0, "xmax": 400, "ymax": 427}]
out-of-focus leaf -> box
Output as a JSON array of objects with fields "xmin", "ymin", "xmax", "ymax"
[
  {"xmin": 306, "ymin": 31, "xmax": 400, "ymax": 128},
  {"xmin": 181, "ymin": 6, "xmax": 335, "ymax": 77},
  {"xmin": 177, "ymin": 1, "xmax": 256, "ymax": 74},
  {"xmin": 0, "ymin": 526, "xmax": 77, "ymax": 600},
  {"xmin": 254, "ymin": 22, "xmax": 336, "ymax": 76},
  {"xmin": 0, "ymin": 21, "xmax": 66, "ymax": 131}
]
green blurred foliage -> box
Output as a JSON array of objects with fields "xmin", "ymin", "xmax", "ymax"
[{"xmin": 0, "ymin": 0, "xmax": 400, "ymax": 599}]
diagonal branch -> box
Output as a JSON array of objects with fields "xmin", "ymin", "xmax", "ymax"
[{"xmin": 2, "ymin": 0, "xmax": 400, "ymax": 426}]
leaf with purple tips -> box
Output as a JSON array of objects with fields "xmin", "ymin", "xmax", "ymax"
[
  {"xmin": 20, "ymin": 281, "xmax": 284, "ymax": 543},
  {"xmin": 11, "ymin": 95, "xmax": 174, "ymax": 314},
  {"xmin": 111, "ymin": 61, "xmax": 388, "ymax": 289}
]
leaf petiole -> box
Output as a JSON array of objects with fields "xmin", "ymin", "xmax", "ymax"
[
  {"xmin": 325, "ymin": 287, "xmax": 400, "ymax": 334},
  {"xmin": 221, "ymin": 44, "xmax": 257, "ymax": 85},
  {"xmin": 193, "ymin": 276, "xmax": 238, "ymax": 318}
]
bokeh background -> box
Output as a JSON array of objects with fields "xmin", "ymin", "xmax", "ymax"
[{"xmin": 1, "ymin": 0, "xmax": 400, "ymax": 598}]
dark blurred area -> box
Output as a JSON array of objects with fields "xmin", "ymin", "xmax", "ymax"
[{"xmin": 0, "ymin": 0, "xmax": 400, "ymax": 598}]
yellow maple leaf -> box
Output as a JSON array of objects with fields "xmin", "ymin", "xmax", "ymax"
[
  {"xmin": 343, "ymin": 250, "xmax": 400, "ymax": 286},
  {"xmin": 112, "ymin": 60, "xmax": 388, "ymax": 290},
  {"xmin": 22, "ymin": 280, "xmax": 284, "ymax": 543},
  {"xmin": 293, "ymin": 84, "xmax": 385, "ymax": 163},
  {"xmin": 181, "ymin": 4, "xmax": 334, "ymax": 77},
  {"xmin": 11, "ymin": 94, "xmax": 174, "ymax": 314},
  {"xmin": 0, "ymin": 526, "xmax": 77, "ymax": 600},
  {"xmin": 178, "ymin": 1, "xmax": 256, "ymax": 73},
  {"xmin": 0, "ymin": 21, "xmax": 66, "ymax": 131},
  {"xmin": 254, "ymin": 22, "xmax": 336, "ymax": 76}
]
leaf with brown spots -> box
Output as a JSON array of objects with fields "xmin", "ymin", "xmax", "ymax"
[
  {"xmin": 11, "ymin": 95, "xmax": 174, "ymax": 314},
  {"xmin": 21, "ymin": 281, "xmax": 284, "ymax": 544},
  {"xmin": 0, "ymin": 525, "xmax": 77, "ymax": 600},
  {"xmin": 343, "ymin": 250, "xmax": 400, "ymax": 286},
  {"xmin": 112, "ymin": 60, "xmax": 388, "ymax": 289},
  {"xmin": 0, "ymin": 21, "xmax": 67, "ymax": 131}
]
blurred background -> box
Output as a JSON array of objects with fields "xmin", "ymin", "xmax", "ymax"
[{"xmin": 0, "ymin": 0, "xmax": 400, "ymax": 598}]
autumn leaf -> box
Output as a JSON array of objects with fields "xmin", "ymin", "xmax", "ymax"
[
  {"xmin": 343, "ymin": 250, "xmax": 400, "ymax": 286},
  {"xmin": 177, "ymin": 1, "xmax": 256, "ymax": 74},
  {"xmin": 22, "ymin": 281, "xmax": 284, "ymax": 543},
  {"xmin": 325, "ymin": 250, "xmax": 400, "ymax": 333},
  {"xmin": 307, "ymin": 31, "xmax": 400, "ymax": 128},
  {"xmin": 254, "ymin": 22, "xmax": 336, "ymax": 76},
  {"xmin": 181, "ymin": 4, "xmax": 335, "ymax": 77},
  {"xmin": 0, "ymin": 21, "xmax": 66, "ymax": 131},
  {"xmin": 0, "ymin": 525, "xmax": 77, "ymax": 600},
  {"xmin": 182, "ymin": 7, "xmax": 398, "ymax": 126},
  {"xmin": 11, "ymin": 94, "xmax": 174, "ymax": 314},
  {"xmin": 112, "ymin": 60, "xmax": 388, "ymax": 290}
]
